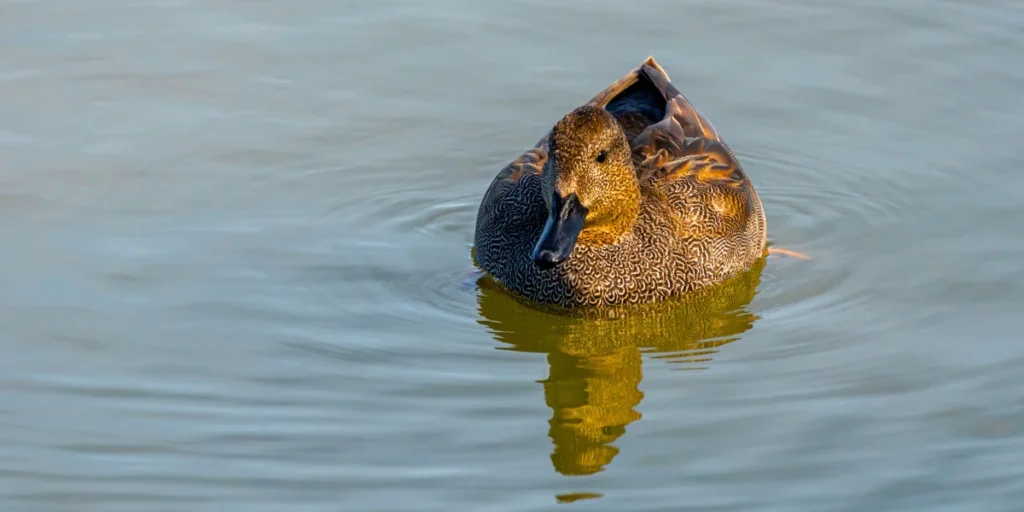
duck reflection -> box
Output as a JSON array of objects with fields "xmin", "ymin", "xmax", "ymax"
[{"xmin": 475, "ymin": 259, "xmax": 765, "ymax": 476}]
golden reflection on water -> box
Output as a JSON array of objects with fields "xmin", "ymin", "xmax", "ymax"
[{"xmin": 475, "ymin": 259, "xmax": 765, "ymax": 477}]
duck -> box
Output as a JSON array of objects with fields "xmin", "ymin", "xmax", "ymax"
[{"xmin": 473, "ymin": 56, "xmax": 770, "ymax": 309}]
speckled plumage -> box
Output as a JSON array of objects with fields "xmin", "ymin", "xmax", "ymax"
[{"xmin": 473, "ymin": 56, "xmax": 767, "ymax": 309}]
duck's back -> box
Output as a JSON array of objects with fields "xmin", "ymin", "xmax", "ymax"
[{"xmin": 473, "ymin": 57, "xmax": 766, "ymax": 309}]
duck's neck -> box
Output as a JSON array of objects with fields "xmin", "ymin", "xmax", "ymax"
[{"xmin": 577, "ymin": 177, "xmax": 641, "ymax": 247}]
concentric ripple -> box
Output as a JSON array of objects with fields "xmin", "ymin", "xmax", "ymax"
[
  {"xmin": 259, "ymin": 160, "xmax": 492, "ymax": 368},
  {"xmin": 739, "ymin": 142, "xmax": 951, "ymax": 356}
]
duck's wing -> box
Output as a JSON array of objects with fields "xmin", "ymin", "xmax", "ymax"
[
  {"xmin": 622, "ymin": 57, "xmax": 749, "ymax": 187},
  {"xmin": 618, "ymin": 58, "xmax": 766, "ymax": 261},
  {"xmin": 488, "ymin": 133, "xmax": 549, "ymax": 189},
  {"xmin": 631, "ymin": 57, "xmax": 721, "ymax": 141},
  {"xmin": 473, "ymin": 133, "xmax": 550, "ymax": 253}
]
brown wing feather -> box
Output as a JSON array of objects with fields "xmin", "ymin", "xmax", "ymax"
[
  {"xmin": 626, "ymin": 58, "xmax": 764, "ymax": 258},
  {"xmin": 629, "ymin": 59, "xmax": 750, "ymax": 191},
  {"xmin": 636, "ymin": 57, "xmax": 721, "ymax": 142},
  {"xmin": 503, "ymin": 134, "xmax": 549, "ymax": 183}
]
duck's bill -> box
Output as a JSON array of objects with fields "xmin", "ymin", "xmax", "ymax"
[{"xmin": 531, "ymin": 193, "xmax": 588, "ymax": 269}]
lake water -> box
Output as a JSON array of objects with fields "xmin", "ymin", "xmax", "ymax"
[{"xmin": 2, "ymin": 0, "xmax": 1024, "ymax": 510}]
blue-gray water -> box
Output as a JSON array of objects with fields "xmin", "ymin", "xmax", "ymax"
[{"xmin": 2, "ymin": 0, "xmax": 1024, "ymax": 510}]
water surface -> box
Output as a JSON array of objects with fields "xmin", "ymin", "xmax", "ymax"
[{"xmin": 2, "ymin": 0, "xmax": 1024, "ymax": 510}]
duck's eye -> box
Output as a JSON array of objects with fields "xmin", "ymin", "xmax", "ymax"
[{"xmin": 596, "ymin": 150, "xmax": 607, "ymax": 164}]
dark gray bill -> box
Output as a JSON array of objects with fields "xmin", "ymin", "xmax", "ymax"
[{"xmin": 531, "ymin": 193, "xmax": 588, "ymax": 269}]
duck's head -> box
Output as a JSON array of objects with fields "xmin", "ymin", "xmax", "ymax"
[{"xmin": 532, "ymin": 105, "xmax": 641, "ymax": 269}]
